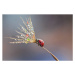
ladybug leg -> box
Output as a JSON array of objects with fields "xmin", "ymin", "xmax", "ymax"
[
  {"xmin": 36, "ymin": 39, "xmax": 39, "ymax": 46},
  {"xmin": 38, "ymin": 41, "xmax": 40, "ymax": 46}
]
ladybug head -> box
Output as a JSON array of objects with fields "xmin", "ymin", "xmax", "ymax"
[{"xmin": 36, "ymin": 39, "xmax": 44, "ymax": 47}]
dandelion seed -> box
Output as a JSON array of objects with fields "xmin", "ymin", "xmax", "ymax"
[{"xmin": 8, "ymin": 16, "xmax": 59, "ymax": 61}]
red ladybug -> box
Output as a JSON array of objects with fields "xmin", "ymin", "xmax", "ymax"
[{"xmin": 36, "ymin": 39, "xmax": 44, "ymax": 47}]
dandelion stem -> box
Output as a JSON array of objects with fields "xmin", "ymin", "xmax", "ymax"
[{"xmin": 42, "ymin": 47, "xmax": 59, "ymax": 61}]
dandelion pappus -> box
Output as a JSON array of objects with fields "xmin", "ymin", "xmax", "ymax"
[{"xmin": 7, "ymin": 16, "xmax": 59, "ymax": 61}]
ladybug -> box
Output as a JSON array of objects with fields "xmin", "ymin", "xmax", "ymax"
[{"xmin": 36, "ymin": 39, "xmax": 44, "ymax": 47}]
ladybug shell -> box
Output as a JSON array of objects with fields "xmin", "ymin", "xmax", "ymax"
[{"xmin": 38, "ymin": 39, "xmax": 44, "ymax": 47}]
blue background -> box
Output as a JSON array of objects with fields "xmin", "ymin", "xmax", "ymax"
[{"xmin": 3, "ymin": 15, "xmax": 73, "ymax": 61}]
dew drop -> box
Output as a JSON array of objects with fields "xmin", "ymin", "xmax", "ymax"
[
  {"xmin": 18, "ymin": 36, "xmax": 19, "ymax": 38},
  {"xmin": 28, "ymin": 25, "xmax": 29, "ymax": 26}
]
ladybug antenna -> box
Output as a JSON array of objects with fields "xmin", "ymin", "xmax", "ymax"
[{"xmin": 42, "ymin": 47, "xmax": 59, "ymax": 61}]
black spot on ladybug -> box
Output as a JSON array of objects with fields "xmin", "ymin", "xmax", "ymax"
[{"xmin": 39, "ymin": 41, "xmax": 41, "ymax": 43}]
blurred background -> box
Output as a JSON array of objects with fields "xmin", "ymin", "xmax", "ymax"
[{"xmin": 3, "ymin": 15, "xmax": 73, "ymax": 61}]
